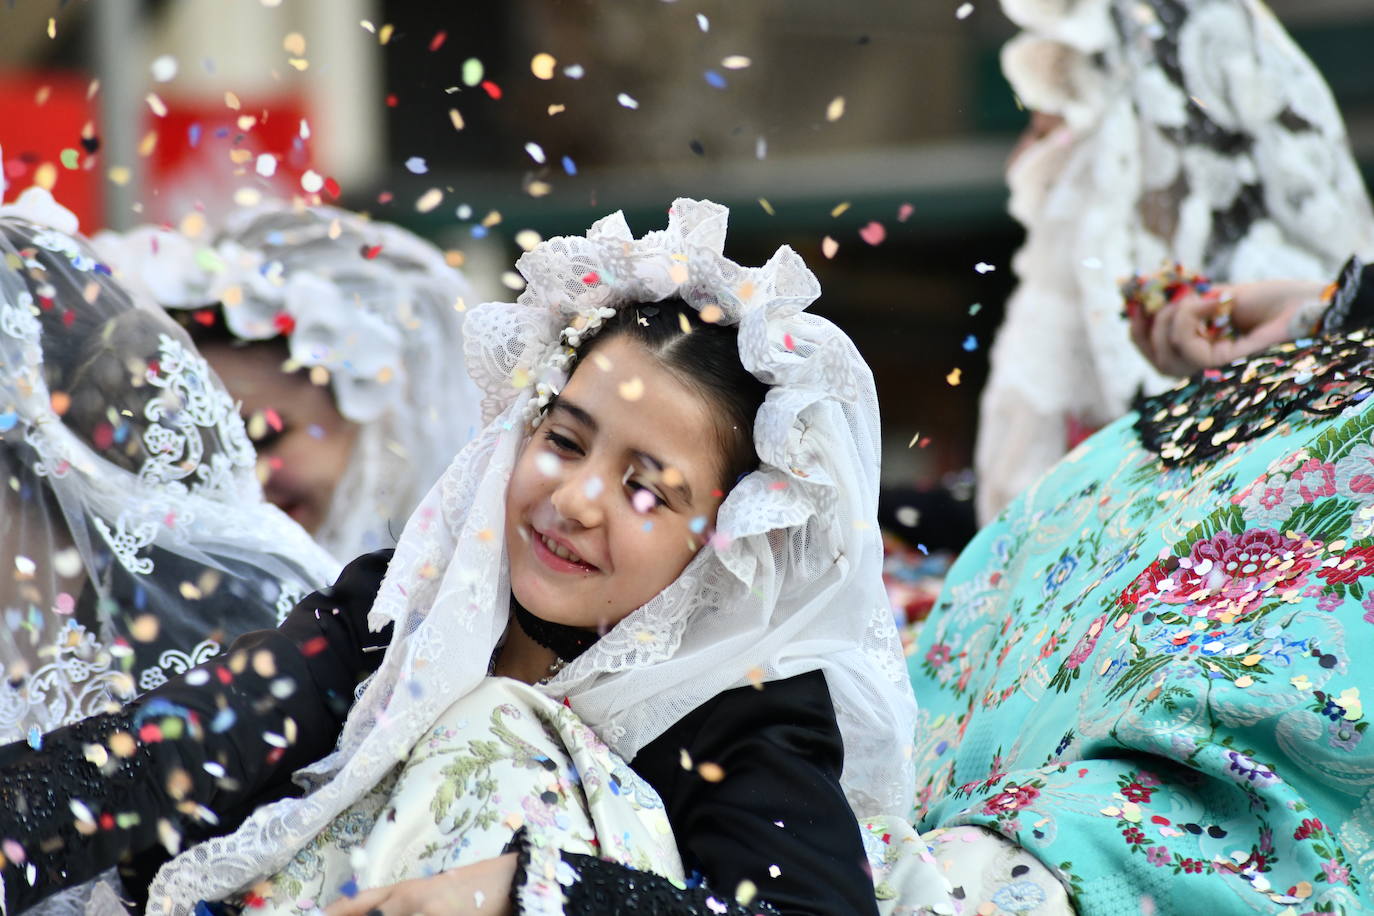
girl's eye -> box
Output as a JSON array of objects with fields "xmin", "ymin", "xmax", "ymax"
[
  {"xmin": 627, "ymin": 479, "xmax": 665, "ymax": 510},
  {"xmin": 543, "ymin": 431, "xmax": 582, "ymax": 455}
]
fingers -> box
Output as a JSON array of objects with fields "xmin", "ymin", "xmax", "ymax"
[{"xmin": 323, "ymin": 884, "xmax": 390, "ymax": 916}]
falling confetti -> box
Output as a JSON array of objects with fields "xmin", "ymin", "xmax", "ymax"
[
  {"xmin": 618, "ymin": 377, "xmax": 645, "ymax": 401},
  {"xmin": 956, "ymin": 2, "xmax": 974, "ymax": 18},
  {"xmin": 974, "ymin": 262, "xmax": 996, "ymax": 274},
  {"xmin": 449, "ymin": 108, "xmax": 465, "ymax": 130},
  {"xmin": 962, "ymin": 334, "xmax": 978, "ymax": 351},
  {"xmin": 825, "ymin": 96, "xmax": 846, "ymax": 122},
  {"xmin": 617, "ymin": 92, "xmax": 639, "ymax": 109},
  {"xmin": 255, "ymin": 153, "xmax": 277, "ymax": 177},
  {"xmin": 462, "ymin": 58, "xmax": 484, "ymax": 87},
  {"xmin": 525, "ymin": 142, "xmax": 546, "ymax": 164},
  {"xmin": 704, "ymin": 70, "xmax": 727, "ymax": 89},
  {"xmin": 946, "ymin": 368, "xmax": 962, "ymax": 386},
  {"xmin": 405, "ymin": 156, "xmax": 428, "ymax": 174},
  {"xmin": 415, "ymin": 188, "xmax": 444, "ymax": 213},
  {"xmin": 696, "ymin": 13, "xmax": 710, "ymax": 31},
  {"xmin": 859, "ymin": 222, "xmax": 886, "ymax": 246},
  {"xmin": 898, "ymin": 202, "xmax": 914, "ymax": 222},
  {"xmin": 150, "ymin": 55, "xmax": 178, "ymax": 82},
  {"xmin": 531, "ymin": 53, "xmax": 557, "ymax": 79},
  {"xmin": 722, "ymin": 55, "xmax": 751, "ymax": 69},
  {"xmin": 821, "ymin": 236, "xmax": 838, "ymax": 259},
  {"xmin": 300, "ymin": 170, "xmax": 324, "ymax": 193}
]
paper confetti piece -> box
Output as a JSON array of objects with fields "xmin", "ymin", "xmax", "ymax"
[
  {"xmin": 704, "ymin": 70, "xmax": 727, "ymax": 89},
  {"xmin": 946, "ymin": 368, "xmax": 962, "ymax": 386},
  {"xmin": 859, "ymin": 221, "xmax": 885, "ymax": 245},
  {"xmin": 416, "ymin": 188, "xmax": 444, "ymax": 213},
  {"xmin": 59, "ymin": 148, "xmax": 79, "ymax": 169},
  {"xmin": 531, "ymin": 53, "xmax": 557, "ymax": 79},
  {"xmin": 462, "ymin": 58, "xmax": 483, "ymax": 87},
  {"xmin": 758, "ymin": 198, "xmax": 774, "ymax": 216},
  {"xmin": 696, "ymin": 13, "xmax": 710, "ymax": 31},
  {"xmin": 449, "ymin": 108, "xmax": 465, "ymax": 130},
  {"xmin": 429, "ymin": 30, "xmax": 447, "ymax": 52},
  {"xmin": 974, "ymin": 261, "xmax": 996, "ymax": 274},
  {"xmin": 481, "ymin": 80, "xmax": 502, "ymax": 99},
  {"xmin": 821, "ymin": 236, "xmax": 838, "ymax": 259},
  {"xmin": 564, "ymin": 64, "xmax": 585, "ymax": 79},
  {"xmin": 561, "ymin": 155, "xmax": 577, "ymax": 175},
  {"xmin": 150, "ymin": 55, "xmax": 178, "ymax": 82},
  {"xmin": 722, "ymin": 55, "xmax": 751, "ymax": 69},
  {"xmin": 145, "ymin": 93, "xmax": 167, "ymax": 117},
  {"xmin": 618, "ymin": 377, "xmax": 645, "ymax": 401},
  {"xmin": 826, "ymin": 96, "xmax": 846, "ymax": 122},
  {"xmin": 255, "ymin": 153, "xmax": 277, "ymax": 177},
  {"xmin": 830, "ymin": 201, "xmax": 851, "ymax": 218},
  {"xmin": 525, "ymin": 142, "xmax": 546, "ymax": 164},
  {"xmin": 898, "ymin": 202, "xmax": 914, "ymax": 221},
  {"xmin": 617, "ymin": 92, "xmax": 639, "ymax": 109},
  {"xmin": 300, "ymin": 170, "xmax": 324, "ymax": 193}
]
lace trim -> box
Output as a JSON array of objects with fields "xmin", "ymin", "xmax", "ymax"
[{"xmin": 1135, "ymin": 329, "xmax": 1374, "ymax": 464}]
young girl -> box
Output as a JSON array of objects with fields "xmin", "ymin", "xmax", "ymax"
[{"xmin": 0, "ymin": 200, "xmax": 916, "ymax": 916}]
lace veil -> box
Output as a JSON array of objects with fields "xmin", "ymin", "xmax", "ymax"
[
  {"xmin": 976, "ymin": 0, "xmax": 1374, "ymax": 520},
  {"xmin": 145, "ymin": 198, "xmax": 916, "ymax": 913},
  {"xmin": 0, "ymin": 202, "xmax": 340, "ymax": 749},
  {"xmin": 93, "ymin": 204, "xmax": 484, "ymax": 561}
]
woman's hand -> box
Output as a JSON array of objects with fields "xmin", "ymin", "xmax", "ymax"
[
  {"xmin": 323, "ymin": 853, "xmax": 518, "ymax": 916},
  {"xmin": 1128, "ymin": 279, "xmax": 1327, "ymax": 376}
]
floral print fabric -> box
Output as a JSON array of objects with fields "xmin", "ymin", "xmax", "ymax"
[
  {"xmin": 241, "ymin": 678, "xmax": 684, "ymax": 913},
  {"xmin": 910, "ymin": 348, "xmax": 1374, "ymax": 914}
]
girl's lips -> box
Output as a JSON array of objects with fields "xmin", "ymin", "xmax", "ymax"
[{"xmin": 530, "ymin": 526, "xmax": 599, "ymax": 575}]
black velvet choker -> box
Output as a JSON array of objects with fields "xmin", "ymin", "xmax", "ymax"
[{"xmin": 511, "ymin": 601, "xmax": 600, "ymax": 662}]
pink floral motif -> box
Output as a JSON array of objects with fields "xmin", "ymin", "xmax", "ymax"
[
  {"xmin": 1322, "ymin": 859, "xmax": 1350, "ymax": 885},
  {"xmin": 1146, "ymin": 846, "xmax": 1171, "ymax": 867},
  {"xmin": 981, "ymin": 782, "xmax": 1041, "ymax": 816},
  {"xmin": 1317, "ymin": 592, "xmax": 1344, "ymax": 612},
  {"xmin": 1291, "ymin": 458, "xmax": 1338, "ymax": 503},
  {"xmin": 925, "ymin": 643, "xmax": 952, "ymax": 667},
  {"xmin": 1151, "ymin": 529, "xmax": 1322, "ymax": 620},
  {"xmin": 1064, "ymin": 615, "xmax": 1108, "ymax": 670}
]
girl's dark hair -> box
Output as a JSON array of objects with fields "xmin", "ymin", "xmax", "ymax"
[{"xmin": 574, "ymin": 298, "xmax": 768, "ymax": 490}]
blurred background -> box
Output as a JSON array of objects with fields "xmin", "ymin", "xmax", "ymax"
[{"xmin": 3, "ymin": 0, "xmax": 1373, "ymax": 570}]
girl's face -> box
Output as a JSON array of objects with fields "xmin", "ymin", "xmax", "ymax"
[
  {"xmin": 200, "ymin": 342, "xmax": 359, "ymax": 534},
  {"xmin": 504, "ymin": 335, "xmax": 729, "ymax": 630}
]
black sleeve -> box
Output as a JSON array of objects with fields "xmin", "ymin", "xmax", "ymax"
[
  {"xmin": 510, "ymin": 671, "xmax": 877, "ymax": 916},
  {"xmin": 1319, "ymin": 255, "xmax": 1374, "ymax": 334},
  {"xmin": 0, "ymin": 549, "xmax": 393, "ymax": 914}
]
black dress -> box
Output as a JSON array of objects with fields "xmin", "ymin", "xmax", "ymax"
[{"xmin": 0, "ymin": 552, "xmax": 879, "ymax": 916}]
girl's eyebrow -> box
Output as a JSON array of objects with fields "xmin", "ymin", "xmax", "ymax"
[
  {"xmin": 549, "ymin": 397, "xmax": 597, "ymax": 432},
  {"xmin": 552, "ymin": 397, "xmax": 694, "ymax": 505}
]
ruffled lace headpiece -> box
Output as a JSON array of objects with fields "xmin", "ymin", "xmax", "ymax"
[
  {"xmin": 145, "ymin": 198, "xmax": 916, "ymax": 913},
  {"xmin": 93, "ymin": 204, "xmax": 484, "ymax": 559}
]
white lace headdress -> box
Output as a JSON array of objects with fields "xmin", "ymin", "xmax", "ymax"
[
  {"xmin": 977, "ymin": 0, "xmax": 1374, "ymax": 521},
  {"xmin": 0, "ymin": 204, "xmax": 340, "ymax": 748},
  {"xmin": 146, "ymin": 198, "xmax": 917, "ymax": 912},
  {"xmin": 92, "ymin": 204, "xmax": 484, "ymax": 560}
]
